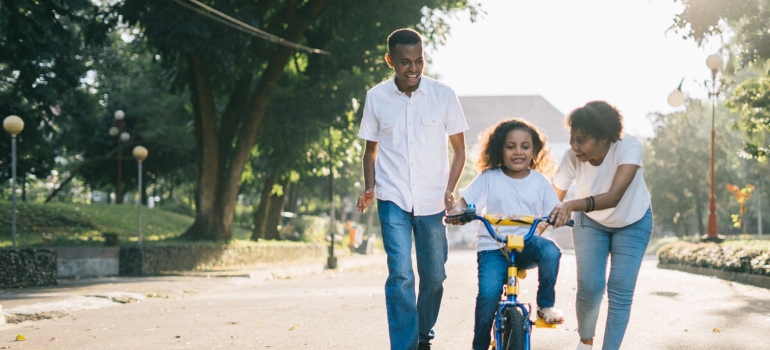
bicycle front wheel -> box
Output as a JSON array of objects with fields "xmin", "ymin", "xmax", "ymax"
[{"xmin": 499, "ymin": 306, "xmax": 527, "ymax": 350}]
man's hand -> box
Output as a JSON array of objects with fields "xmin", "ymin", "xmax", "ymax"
[
  {"xmin": 444, "ymin": 191, "xmax": 455, "ymax": 211},
  {"xmin": 356, "ymin": 189, "xmax": 375, "ymax": 213}
]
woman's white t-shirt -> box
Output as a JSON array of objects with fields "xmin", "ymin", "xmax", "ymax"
[
  {"xmin": 459, "ymin": 168, "xmax": 561, "ymax": 252},
  {"xmin": 552, "ymin": 134, "xmax": 651, "ymax": 228}
]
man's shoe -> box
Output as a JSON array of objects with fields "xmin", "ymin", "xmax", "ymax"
[{"xmin": 417, "ymin": 342, "xmax": 431, "ymax": 350}]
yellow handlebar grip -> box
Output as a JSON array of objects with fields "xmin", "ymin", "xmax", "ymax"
[{"xmin": 483, "ymin": 214, "xmax": 538, "ymax": 226}]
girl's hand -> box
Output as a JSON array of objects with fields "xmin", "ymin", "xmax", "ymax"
[{"xmin": 444, "ymin": 208, "xmax": 465, "ymax": 225}]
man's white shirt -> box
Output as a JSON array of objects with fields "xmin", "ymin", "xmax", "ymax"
[{"xmin": 358, "ymin": 76, "xmax": 468, "ymax": 215}]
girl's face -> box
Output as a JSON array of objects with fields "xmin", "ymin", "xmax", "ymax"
[
  {"xmin": 502, "ymin": 129, "xmax": 534, "ymax": 179},
  {"xmin": 569, "ymin": 128, "xmax": 609, "ymax": 165}
]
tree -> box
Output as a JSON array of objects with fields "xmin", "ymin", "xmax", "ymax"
[
  {"xmin": 671, "ymin": 0, "xmax": 770, "ymax": 161},
  {"xmin": 120, "ymin": 0, "xmax": 478, "ymax": 240},
  {"xmin": 0, "ymin": 0, "xmax": 113, "ymax": 193},
  {"xmin": 645, "ymin": 99, "xmax": 747, "ymax": 237}
]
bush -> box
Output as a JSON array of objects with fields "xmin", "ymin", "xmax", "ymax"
[{"xmin": 657, "ymin": 240, "xmax": 770, "ymax": 276}]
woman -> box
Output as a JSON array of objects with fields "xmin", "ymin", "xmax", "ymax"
[{"xmin": 549, "ymin": 101, "xmax": 653, "ymax": 350}]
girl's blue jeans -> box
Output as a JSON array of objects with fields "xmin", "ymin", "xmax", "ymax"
[
  {"xmin": 472, "ymin": 235, "xmax": 562, "ymax": 350},
  {"xmin": 377, "ymin": 200, "xmax": 448, "ymax": 350},
  {"xmin": 573, "ymin": 207, "xmax": 653, "ymax": 350}
]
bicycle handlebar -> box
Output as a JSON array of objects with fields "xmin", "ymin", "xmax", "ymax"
[{"xmin": 445, "ymin": 204, "xmax": 574, "ymax": 244}]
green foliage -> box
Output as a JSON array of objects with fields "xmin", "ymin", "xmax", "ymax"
[
  {"xmin": 657, "ymin": 238, "xmax": 770, "ymax": 275},
  {"xmin": 726, "ymin": 71, "xmax": 770, "ymax": 161},
  {"xmin": 671, "ymin": 1, "xmax": 770, "ymax": 162},
  {"xmin": 0, "ymin": 200, "xmax": 346, "ymax": 248},
  {"xmin": 0, "ymin": 200, "xmax": 194, "ymax": 247},
  {"xmin": 671, "ymin": 0, "xmax": 768, "ymax": 64},
  {"xmin": 0, "ymin": 0, "xmax": 114, "ymax": 185},
  {"xmin": 644, "ymin": 100, "xmax": 747, "ymax": 237},
  {"xmin": 117, "ymin": 0, "xmax": 479, "ymax": 240}
]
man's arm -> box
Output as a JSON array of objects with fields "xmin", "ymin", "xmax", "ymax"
[
  {"xmin": 445, "ymin": 132, "xmax": 466, "ymax": 211},
  {"xmin": 356, "ymin": 140, "xmax": 378, "ymax": 213}
]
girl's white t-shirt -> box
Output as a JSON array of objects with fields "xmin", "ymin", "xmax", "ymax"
[
  {"xmin": 459, "ymin": 168, "xmax": 561, "ymax": 252},
  {"xmin": 552, "ymin": 134, "xmax": 651, "ymax": 228}
]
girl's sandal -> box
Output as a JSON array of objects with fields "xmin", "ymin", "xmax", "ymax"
[{"xmin": 537, "ymin": 307, "xmax": 565, "ymax": 324}]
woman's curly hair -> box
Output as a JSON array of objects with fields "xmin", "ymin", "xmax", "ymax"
[
  {"xmin": 566, "ymin": 100, "xmax": 624, "ymax": 142},
  {"xmin": 475, "ymin": 118, "xmax": 555, "ymax": 177}
]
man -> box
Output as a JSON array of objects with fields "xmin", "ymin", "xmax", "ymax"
[{"xmin": 356, "ymin": 28, "xmax": 467, "ymax": 350}]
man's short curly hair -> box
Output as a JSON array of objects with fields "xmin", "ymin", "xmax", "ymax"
[{"xmin": 387, "ymin": 28, "xmax": 423, "ymax": 53}]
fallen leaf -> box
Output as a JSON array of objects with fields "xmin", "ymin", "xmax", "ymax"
[{"xmin": 16, "ymin": 334, "xmax": 26, "ymax": 341}]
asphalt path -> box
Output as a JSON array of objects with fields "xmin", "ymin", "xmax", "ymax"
[{"xmin": 1, "ymin": 249, "xmax": 769, "ymax": 349}]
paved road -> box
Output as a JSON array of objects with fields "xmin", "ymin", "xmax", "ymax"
[{"xmin": 1, "ymin": 249, "xmax": 769, "ymax": 349}]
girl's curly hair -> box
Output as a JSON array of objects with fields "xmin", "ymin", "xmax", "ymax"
[{"xmin": 475, "ymin": 118, "xmax": 555, "ymax": 177}]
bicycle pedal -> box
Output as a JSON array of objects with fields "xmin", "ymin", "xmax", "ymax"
[{"xmin": 534, "ymin": 318, "xmax": 558, "ymax": 328}]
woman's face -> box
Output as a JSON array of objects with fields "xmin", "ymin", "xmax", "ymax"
[
  {"xmin": 569, "ymin": 128, "xmax": 608, "ymax": 165},
  {"xmin": 501, "ymin": 128, "xmax": 534, "ymax": 179}
]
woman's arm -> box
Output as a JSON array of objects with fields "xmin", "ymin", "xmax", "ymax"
[{"xmin": 549, "ymin": 164, "xmax": 639, "ymax": 227}]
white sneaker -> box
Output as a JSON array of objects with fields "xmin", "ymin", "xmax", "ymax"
[{"xmin": 575, "ymin": 342, "xmax": 593, "ymax": 350}]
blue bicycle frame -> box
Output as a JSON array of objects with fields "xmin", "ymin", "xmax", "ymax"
[{"xmin": 447, "ymin": 204, "xmax": 573, "ymax": 350}]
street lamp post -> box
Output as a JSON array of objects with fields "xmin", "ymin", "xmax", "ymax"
[
  {"xmin": 133, "ymin": 145, "xmax": 148, "ymax": 246},
  {"xmin": 109, "ymin": 110, "xmax": 130, "ymax": 204},
  {"xmin": 3, "ymin": 115, "xmax": 24, "ymax": 249},
  {"xmin": 327, "ymin": 127, "xmax": 337, "ymax": 269},
  {"xmin": 704, "ymin": 53, "xmax": 725, "ymax": 242},
  {"xmin": 667, "ymin": 53, "xmax": 725, "ymax": 242}
]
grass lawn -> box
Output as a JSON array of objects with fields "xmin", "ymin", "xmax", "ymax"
[{"xmin": 0, "ymin": 200, "xmax": 254, "ymax": 248}]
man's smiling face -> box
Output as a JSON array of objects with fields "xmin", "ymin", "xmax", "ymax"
[{"xmin": 386, "ymin": 43, "xmax": 424, "ymax": 95}]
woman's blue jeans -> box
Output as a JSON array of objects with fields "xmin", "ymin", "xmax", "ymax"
[
  {"xmin": 573, "ymin": 207, "xmax": 653, "ymax": 350},
  {"xmin": 472, "ymin": 236, "xmax": 562, "ymax": 350},
  {"xmin": 378, "ymin": 200, "xmax": 448, "ymax": 350}
]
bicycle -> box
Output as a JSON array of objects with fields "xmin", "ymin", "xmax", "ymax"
[{"xmin": 446, "ymin": 204, "xmax": 573, "ymax": 350}]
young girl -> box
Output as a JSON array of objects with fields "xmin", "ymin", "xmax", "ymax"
[{"xmin": 448, "ymin": 118, "xmax": 564, "ymax": 350}]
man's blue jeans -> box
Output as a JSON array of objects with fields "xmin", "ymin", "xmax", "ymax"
[
  {"xmin": 378, "ymin": 200, "xmax": 448, "ymax": 350},
  {"xmin": 573, "ymin": 207, "xmax": 652, "ymax": 350},
  {"xmin": 472, "ymin": 236, "xmax": 562, "ymax": 350}
]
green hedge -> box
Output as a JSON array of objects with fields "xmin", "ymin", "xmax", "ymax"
[{"xmin": 657, "ymin": 241, "xmax": 770, "ymax": 276}]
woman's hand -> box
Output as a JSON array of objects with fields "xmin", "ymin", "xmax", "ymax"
[{"xmin": 549, "ymin": 202, "xmax": 574, "ymax": 228}]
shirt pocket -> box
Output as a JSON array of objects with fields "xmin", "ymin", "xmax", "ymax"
[
  {"xmin": 420, "ymin": 115, "xmax": 444, "ymax": 145},
  {"xmin": 379, "ymin": 117, "xmax": 398, "ymax": 148}
]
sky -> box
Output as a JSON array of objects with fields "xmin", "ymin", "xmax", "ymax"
[{"xmin": 425, "ymin": 0, "xmax": 723, "ymax": 138}]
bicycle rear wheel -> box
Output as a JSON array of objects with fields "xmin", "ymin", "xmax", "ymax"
[{"xmin": 499, "ymin": 306, "xmax": 527, "ymax": 350}]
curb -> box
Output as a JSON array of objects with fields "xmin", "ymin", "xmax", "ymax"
[{"xmin": 658, "ymin": 263, "xmax": 770, "ymax": 289}]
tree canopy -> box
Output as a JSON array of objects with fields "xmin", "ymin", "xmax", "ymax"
[
  {"xmin": 0, "ymin": 1, "xmax": 113, "ymax": 185},
  {"xmin": 119, "ymin": 0, "xmax": 479, "ymax": 240}
]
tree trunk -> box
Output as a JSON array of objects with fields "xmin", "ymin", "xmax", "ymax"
[
  {"xmin": 251, "ymin": 174, "xmax": 276, "ymax": 240},
  {"xmin": 695, "ymin": 195, "xmax": 705, "ymax": 236},
  {"xmin": 263, "ymin": 177, "xmax": 290, "ymax": 240},
  {"xmin": 180, "ymin": 0, "xmax": 330, "ymax": 241}
]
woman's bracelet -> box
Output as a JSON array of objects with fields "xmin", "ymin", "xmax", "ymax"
[{"xmin": 584, "ymin": 196, "xmax": 595, "ymax": 213}]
